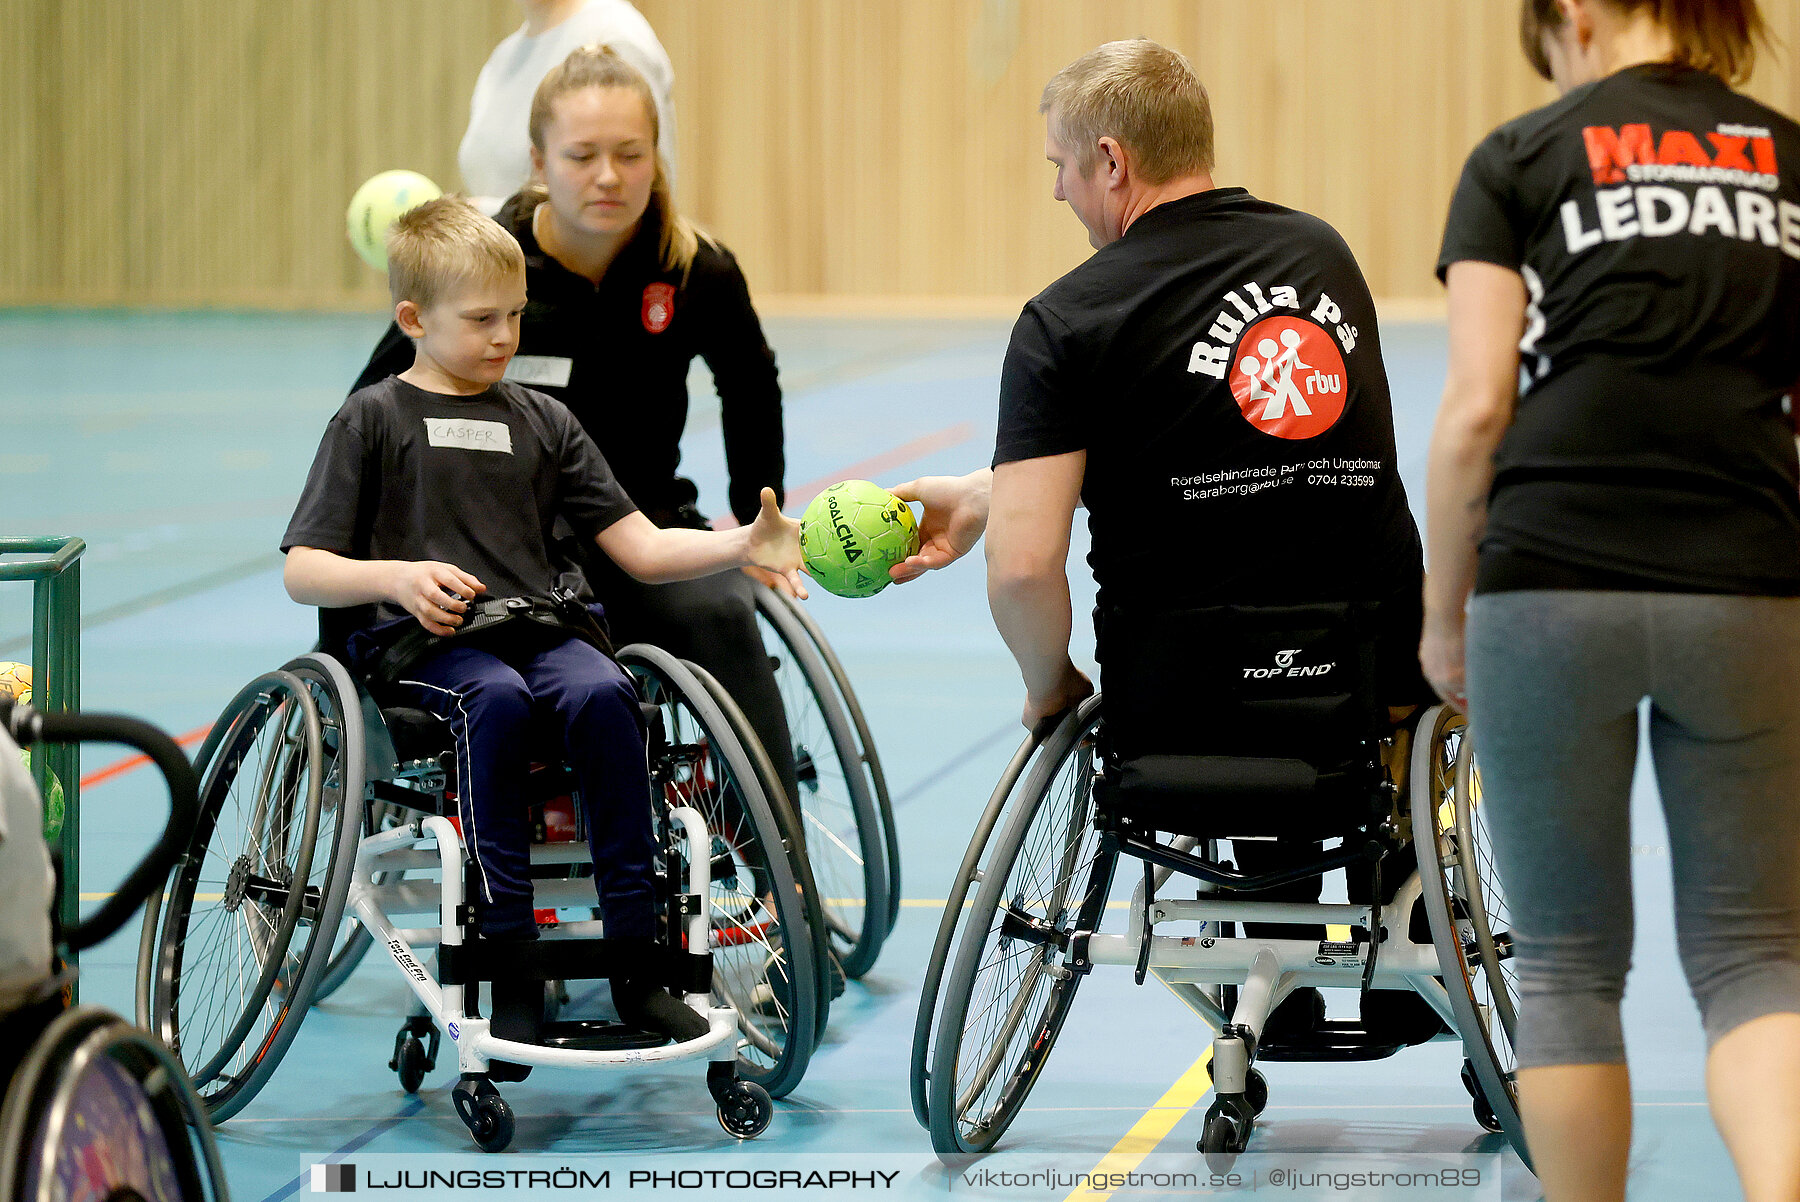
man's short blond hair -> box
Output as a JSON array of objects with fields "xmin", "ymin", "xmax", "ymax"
[
  {"xmin": 386, "ymin": 196, "xmax": 525, "ymax": 308},
  {"xmin": 1040, "ymin": 40, "xmax": 1214, "ymax": 185}
]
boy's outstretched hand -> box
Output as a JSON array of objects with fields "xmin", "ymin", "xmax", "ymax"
[
  {"xmin": 742, "ymin": 565, "xmax": 802, "ymax": 598},
  {"xmin": 745, "ymin": 487, "xmax": 808, "ymax": 599},
  {"xmin": 394, "ymin": 561, "xmax": 486, "ymax": 636},
  {"xmin": 888, "ymin": 469, "xmax": 992, "ymax": 583}
]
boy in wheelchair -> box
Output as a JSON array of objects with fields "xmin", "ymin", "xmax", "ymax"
[{"xmin": 281, "ymin": 197, "xmax": 804, "ymax": 1063}]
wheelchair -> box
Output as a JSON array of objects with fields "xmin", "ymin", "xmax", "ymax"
[
  {"xmin": 751, "ymin": 587, "xmax": 899, "ymax": 979},
  {"xmin": 134, "ymin": 630, "xmax": 826, "ymax": 1151},
  {"xmin": 0, "ymin": 696, "xmax": 228, "ymax": 1202},
  {"xmin": 307, "ymin": 587, "xmax": 899, "ymax": 1000},
  {"xmin": 911, "ymin": 603, "xmax": 1528, "ymax": 1170}
]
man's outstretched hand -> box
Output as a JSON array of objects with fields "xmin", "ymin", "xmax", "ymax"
[{"xmin": 888, "ymin": 469, "xmax": 993, "ymax": 583}]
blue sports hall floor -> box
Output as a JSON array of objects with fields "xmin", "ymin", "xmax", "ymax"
[{"xmin": 0, "ymin": 308, "xmax": 1751, "ymax": 1200}]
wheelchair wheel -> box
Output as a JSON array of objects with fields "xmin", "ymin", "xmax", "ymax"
[
  {"xmin": 142, "ymin": 654, "xmax": 365, "ymax": 1122},
  {"xmin": 928, "ymin": 696, "xmax": 1115, "ymax": 1154},
  {"xmin": 772, "ymin": 593, "xmax": 903, "ymax": 938},
  {"xmin": 679, "ymin": 659, "xmax": 836, "ymax": 1047},
  {"xmin": 1452, "ymin": 746, "xmax": 1519, "ymax": 1042},
  {"xmin": 752, "ymin": 588, "xmax": 893, "ymax": 979},
  {"xmin": 1410, "ymin": 704, "xmax": 1531, "ymax": 1169},
  {"xmin": 619, "ymin": 644, "xmax": 822, "ymax": 1099},
  {"xmin": 909, "ymin": 726, "xmax": 1040, "ymax": 1129},
  {"xmin": 0, "ymin": 1007, "xmax": 228, "ymax": 1202}
]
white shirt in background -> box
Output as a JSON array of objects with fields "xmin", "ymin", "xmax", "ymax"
[{"xmin": 459, "ymin": 0, "xmax": 678, "ymax": 216}]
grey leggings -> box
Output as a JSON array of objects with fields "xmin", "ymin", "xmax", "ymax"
[{"xmin": 1466, "ymin": 590, "xmax": 1800, "ymax": 1069}]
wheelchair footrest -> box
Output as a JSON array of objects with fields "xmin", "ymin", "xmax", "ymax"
[
  {"xmin": 1254, "ymin": 1021, "xmax": 1406, "ymax": 1063},
  {"xmin": 536, "ymin": 1019, "xmax": 670, "ymax": 1053},
  {"xmin": 442, "ymin": 938, "xmax": 712, "ymax": 995}
]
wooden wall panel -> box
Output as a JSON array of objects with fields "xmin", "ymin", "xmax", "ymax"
[{"xmin": 5, "ymin": 2, "xmax": 1796, "ymax": 309}]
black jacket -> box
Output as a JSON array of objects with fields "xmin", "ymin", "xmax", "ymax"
[{"xmin": 355, "ymin": 197, "xmax": 783, "ymax": 526}]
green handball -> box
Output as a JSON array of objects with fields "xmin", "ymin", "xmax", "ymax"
[
  {"xmin": 18, "ymin": 749, "xmax": 65, "ymax": 844},
  {"xmin": 799, "ymin": 480, "xmax": 920, "ymax": 598}
]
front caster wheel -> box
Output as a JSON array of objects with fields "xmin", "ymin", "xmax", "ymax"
[
  {"xmin": 1462, "ymin": 1059, "xmax": 1503, "ymax": 1134},
  {"xmin": 1244, "ymin": 1067, "xmax": 1269, "ymax": 1117},
  {"xmin": 716, "ymin": 1081, "xmax": 774, "ymax": 1139},
  {"xmin": 1205, "ymin": 1062, "xmax": 1269, "ymax": 1117},
  {"xmin": 453, "ymin": 1077, "xmax": 516, "ymax": 1152},
  {"xmin": 389, "ymin": 1017, "xmax": 439, "ymax": 1095},
  {"xmin": 1199, "ymin": 1105, "xmax": 1250, "ymax": 1174},
  {"xmin": 393, "ymin": 1035, "xmax": 429, "ymax": 1094}
]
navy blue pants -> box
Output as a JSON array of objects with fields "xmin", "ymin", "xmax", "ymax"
[{"xmin": 382, "ymin": 627, "xmax": 656, "ymax": 941}]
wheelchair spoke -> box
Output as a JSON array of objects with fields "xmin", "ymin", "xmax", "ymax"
[
  {"xmin": 626, "ymin": 645, "xmax": 823, "ymax": 1097},
  {"xmin": 661, "ymin": 698, "xmax": 799, "ymax": 1064},
  {"xmin": 753, "ymin": 596, "xmax": 889, "ymax": 976},
  {"xmin": 957, "ymin": 949, "xmax": 1055, "ymax": 1117},
  {"xmin": 946, "ymin": 721, "xmax": 1108, "ymax": 1142},
  {"xmin": 801, "ymin": 807, "xmax": 864, "ymax": 869},
  {"xmin": 1409, "ymin": 706, "xmax": 1531, "ymax": 1167}
]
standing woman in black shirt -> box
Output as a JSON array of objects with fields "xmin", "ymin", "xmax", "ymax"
[
  {"xmin": 356, "ymin": 45, "xmax": 798, "ymax": 798},
  {"xmin": 1422, "ymin": 2, "xmax": 1800, "ymax": 1198}
]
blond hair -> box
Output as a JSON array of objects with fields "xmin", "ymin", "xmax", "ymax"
[
  {"xmin": 525, "ymin": 44, "xmax": 707, "ymax": 277},
  {"xmin": 1520, "ymin": 0, "xmax": 1769, "ymax": 85},
  {"xmin": 1040, "ymin": 40, "xmax": 1215, "ymax": 184},
  {"xmin": 386, "ymin": 196, "xmax": 524, "ymax": 308}
]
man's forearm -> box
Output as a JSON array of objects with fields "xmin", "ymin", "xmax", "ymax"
[{"xmin": 989, "ymin": 565, "xmax": 1075, "ymax": 695}]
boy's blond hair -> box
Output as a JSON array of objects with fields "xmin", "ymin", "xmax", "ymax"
[
  {"xmin": 1040, "ymin": 40, "xmax": 1214, "ymax": 185},
  {"xmin": 386, "ymin": 196, "xmax": 526, "ymax": 308}
]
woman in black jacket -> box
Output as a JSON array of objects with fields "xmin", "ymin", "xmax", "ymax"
[{"xmin": 356, "ymin": 45, "xmax": 797, "ymax": 800}]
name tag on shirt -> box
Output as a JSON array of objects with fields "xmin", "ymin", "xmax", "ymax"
[
  {"xmin": 424, "ymin": 418, "xmax": 513, "ymax": 454},
  {"xmin": 504, "ymin": 356, "xmax": 573, "ymax": 388}
]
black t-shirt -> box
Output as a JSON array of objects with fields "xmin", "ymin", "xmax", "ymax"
[
  {"xmin": 1439, "ymin": 63, "xmax": 1800, "ymax": 594},
  {"xmin": 995, "ymin": 188, "xmax": 1421, "ymax": 626},
  {"xmin": 282, "ymin": 377, "xmax": 637, "ymax": 623},
  {"xmin": 354, "ymin": 201, "xmax": 783, "ymax": 527}
]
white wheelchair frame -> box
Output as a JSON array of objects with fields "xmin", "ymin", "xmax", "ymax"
[
  {"xmin": 137, "ymin": 646, "xmax": 820, "ymax": 1152},
  {"xmin": 348, "ymin": 808, "xmax": 739, "ymax": 1076},
  {"xmin": 916, "ymin": 697, "xmax": 1527, "ymax": 1169}
]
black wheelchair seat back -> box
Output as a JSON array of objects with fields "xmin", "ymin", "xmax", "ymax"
[
  {"xmin": 1096, "ymin": 600, "xmax": 1392, "ymax": 842},
  {"xmin": 317, "ymin": 603, "xmax": 375, "ymax": 665}
]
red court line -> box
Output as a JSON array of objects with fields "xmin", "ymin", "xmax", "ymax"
[
  {"xmin": 713, "ymin": 420, "xmax": 979, "ymax": 528},
  {"xmin": 79, "ymin": 423, "xmax": 977, "ymax": 789},
  {"xmin": 79, "ymin": 724, "xmax": 211, "ymax": 790}
]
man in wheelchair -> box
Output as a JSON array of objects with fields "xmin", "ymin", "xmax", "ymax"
[
  {"xmin": 903, "ymin": 42, "xmax": 1467, "ymax": 1152},
  {"xmin": 280, "ymin": 197, "xmax": 804, "ymax": 1061},
  {"xmin": 945, "ymin": 39, "xmax": 1440, "ymax": 1041}
]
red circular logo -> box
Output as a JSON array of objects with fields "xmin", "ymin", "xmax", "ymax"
[
  {"xmin": 641, "ymin": 283, "xmax": 676, "ymax": 334},
  {"xmin": 1227, "ymin": 316, "xmax": 1348, "ymax": 440}
]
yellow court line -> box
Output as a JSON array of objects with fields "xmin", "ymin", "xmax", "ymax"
[{"xmin": 1062, "ymin": 1046, "xmax": 1215, "ymax": 1201}]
